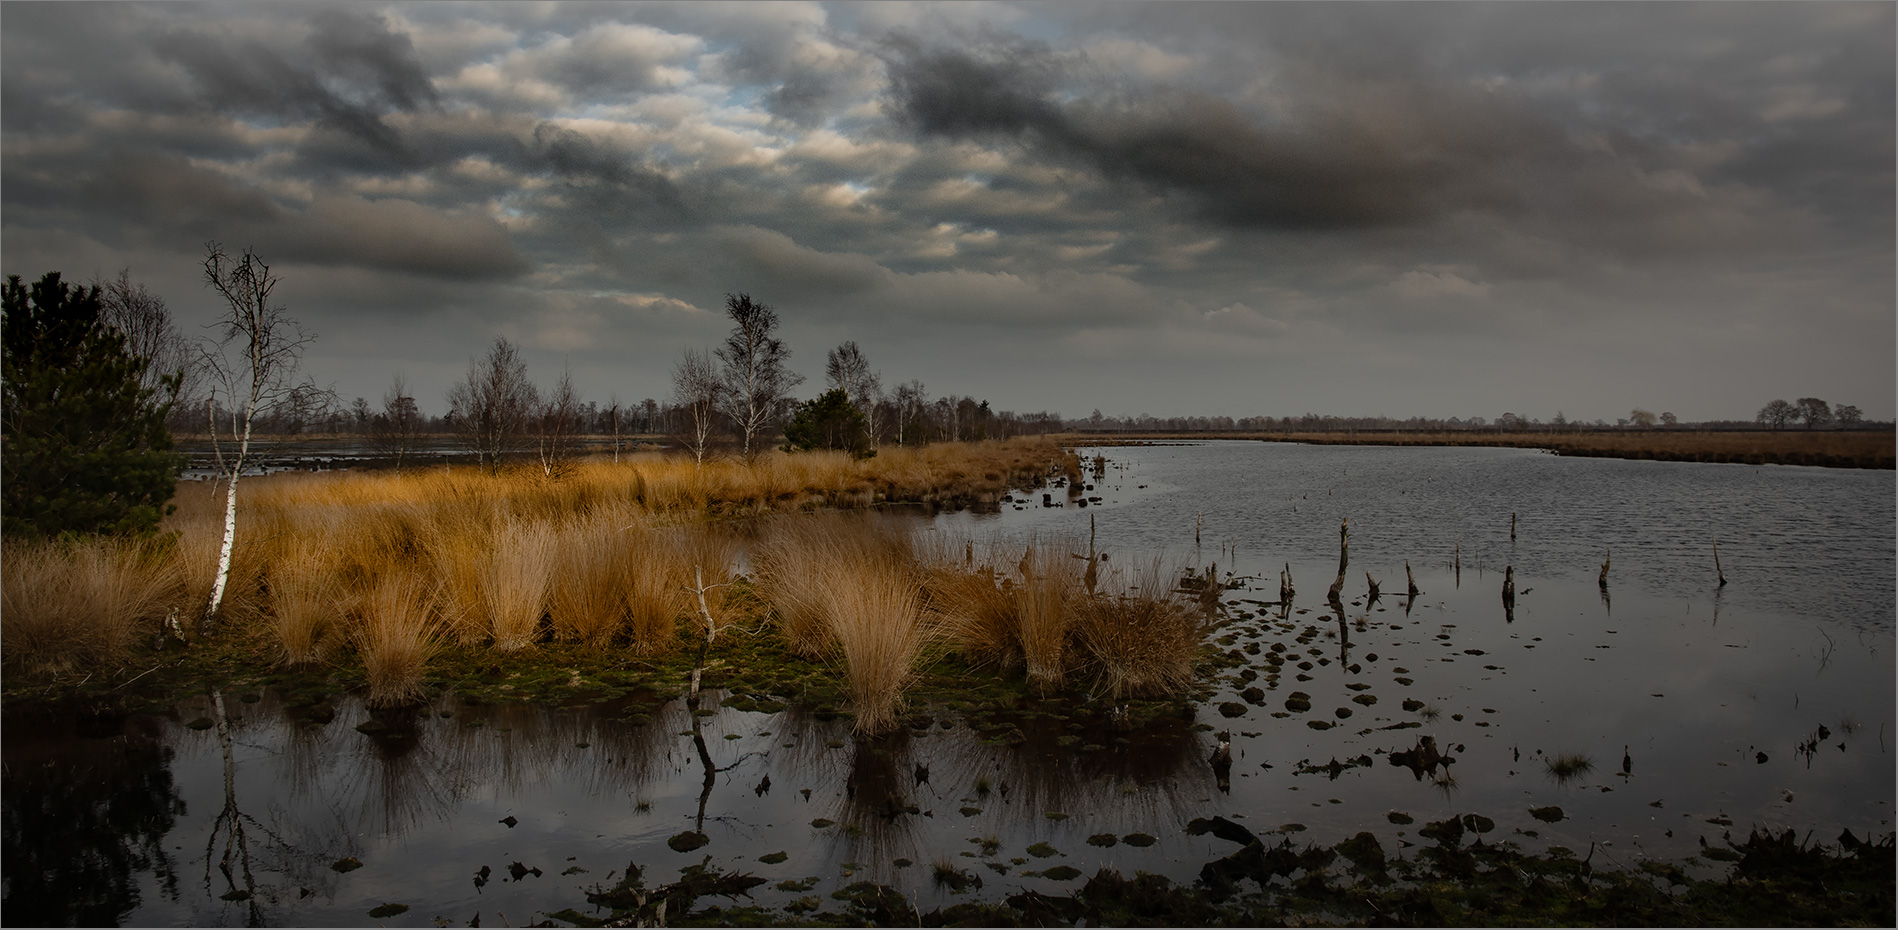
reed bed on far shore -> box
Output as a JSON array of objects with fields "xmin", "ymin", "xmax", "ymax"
[{"xmin": 1066, "ymin": 429, "xmax": 1895, "ymax": 469}]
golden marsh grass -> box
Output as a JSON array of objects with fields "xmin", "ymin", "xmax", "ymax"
[
  {"xmin": 355, "ymin": 572, "xmax": 442, "ymax": 707},
  {"xmin": 1, "ymin": 537, "xmax": 183, "ymax": 671}
]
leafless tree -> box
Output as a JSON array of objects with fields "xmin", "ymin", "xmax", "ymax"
[
  {"xmin": 1834, "ymin": 404, "xmax": 1863, "ymax": 427},
  {"xmin": 825, "ymin": 340, "xmax": 884, "ymax": 446},
  {"xmin": 671, "ymin": 348, "xmax": 723, "ymax": 466},
  {"xmin": 198, "ymin": 243, "xmax": 326, "ymax": 625},
  {"xmin": 1659, "ymin": 411, "xmax": 1678, "ymax": 427},
  {"xmin": 892, "ymin": 379, "xmax": 927, "ymax": 445},
  {"xmin": 97, "ymin": 269, "xmax": 196, "ymax": 407},
  {"xmin": 1795, "ymin": 397, "xmax": 1832, "ymax": 430},
  {"xmin": 605, "ymin": 394, "xmax": 624, "ymax": 463},
  {"xmin": 534, "ymin": 365, "xmax": 583, "ymax": 478},
  {"xmin": 714, "ymin": 293, "xmax": 802, "ymax": 459},
  {"xmin": 348, "ymin": 396, "xmax": 373, "ymax": 433},
  {"xmin": 447, "ymin": 336, "xmax": 538, "ymax": 470},
  {"xmin": 1628, "ymin": 408, "xmax": 1658, "ymax": 429},
  {"xmin": 369, "ymin": 374, "xmax": 425, "ymax": 472}
]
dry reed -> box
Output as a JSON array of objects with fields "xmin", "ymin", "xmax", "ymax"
[
  {"xmin": 482, "ymin": 516, "xmax": 556, "ymax": 650},
  {"xmin": 355, "ymin": 572, "xmax": 442, "ymax": 707},
  {"xmin": 821, "ymin": 552, "xmax": 928, "ymax": 736},
  {"xmin": 1012, "ymin": 536, "xmax": 1080, "ymax": 689},
  {"xmin": 618, "ymin": 522, "xmax": 695, "ymax": 655},
  {"xmin": 749, "ymin": 514, "xmax": 933, "ymax": 733},
  {"xmin": 548, "ymin": 513, "xmax": 630, "ymax": 647},
  {"xmin": 266, "ymin": 536, "xmax": 346, "ymax": 666},
  {"xmin": 1072, "ymin": 559, "xmax": 1206, "ymax": 699},
  {"xmin": 755, "ymin": 514, "xmax": 918, "ymax": 658},
  {"xmin": 925, "ymin": 533, "xmax": 1083, "ymax": 689},
  {"xmin": 1, "ymin": 537, "xmax": 183, "ymax": 671}
]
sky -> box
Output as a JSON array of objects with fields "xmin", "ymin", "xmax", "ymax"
[{"xmin": 3, "ymin": 1, "xmax": 1892, "ymax": 423}]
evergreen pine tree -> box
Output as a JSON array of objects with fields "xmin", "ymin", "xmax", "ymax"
[{"xmin": 2, "ymin": 272, "xmax": 182, "ymax": 537}]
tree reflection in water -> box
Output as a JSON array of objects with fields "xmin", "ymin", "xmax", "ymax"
[{"xmin": 1, "ymin": 706, "xmax": 185, "ymax": 926}]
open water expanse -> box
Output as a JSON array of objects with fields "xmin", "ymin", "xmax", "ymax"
[{"xmin": 4, "ymin": 441, "xmax": 1892, "ymax": 926}]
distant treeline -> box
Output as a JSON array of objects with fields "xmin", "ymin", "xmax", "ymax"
[{"xmin": 1061, "ymin": 408, "xmax": 1888, "ymax": 434}]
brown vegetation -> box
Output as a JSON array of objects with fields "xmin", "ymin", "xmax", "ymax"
[
  {"xmin": 354, "ymin": 572, "xmax": 442, "ymax": 707},
  {"xmin": 927, "ymin": 536, "xmax": 1208, "ymax": 700},
  {"xmin": 1065, "ymin": 429, "xmax": 1895, "ymax": 469},
  {"xmin": 3, "ymin": 438, "xmax": 1199, "ymax": 729},
  {"xmin": 1, "ymin": 537, "xmax": 183, "ymax": 672}
]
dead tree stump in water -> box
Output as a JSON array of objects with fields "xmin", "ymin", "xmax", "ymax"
[
  {"xmin": 1510, "ymin": 511, "xmax": 1517, "ymax": 541},
  {"xmin": 1365, "ymin": 571, "xmax": 1380, "ymax": 600},
  {"xmin": 1280, "ymin": 563, "xmax": 1295, "ymax": 600},
  {"xmin": 1405, "ymin": 560, "xmax": 1420, "ymax": 597},
  {"xmin": 1502, "ymin": 565, "xmax": 1516, "ymax": 607},
  {"xmin": 1598, "ymin": 548, "xmax": 1611, "ymax": 590},
  {"xmin": 1713, "ymin": 536, "xmax": 1728, "ymax": 587},
  {"xmin": 1326, "ymin": 518, "xmax": 1349, "ymax": 604}
]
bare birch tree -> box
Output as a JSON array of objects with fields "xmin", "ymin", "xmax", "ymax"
[
  {"xmin": 447, "ymin": 336, "xmax": 537, "ymax": 470},
  {"xmin": 671, "ymin": 348, "xmax": 722, "ymax": 466},
  {"xmin": 534, "ymin": 365, "xmax": 583, "ymax": 478},
  {"xmin": 198, "ymin": 243, "xmax": 324, "ymax": 626},
  {"xmin": 714, "ymin": 293, "xmax": 801, "ymax": 459},
  {"xmin": 825, "ymin": 340, "xmax": 884, "ymax": 446}
]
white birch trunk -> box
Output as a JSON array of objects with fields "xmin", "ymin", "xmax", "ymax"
[{"xmin": 204, "ymin": 398, "xmax": 254, "ymax": 624}]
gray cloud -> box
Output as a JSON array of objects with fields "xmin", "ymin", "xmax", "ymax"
[
  {"xmin": 151, "ymin": 10, "xmax": 438, "ymax": 159},
  {"xmin": 1, "ymin": 2, "xmax": 1889, "ymax": 421}
]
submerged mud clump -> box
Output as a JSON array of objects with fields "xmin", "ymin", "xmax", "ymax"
[{"xmin": 582, "ymin": 828, "xmax": 1896, "ymax": 927}]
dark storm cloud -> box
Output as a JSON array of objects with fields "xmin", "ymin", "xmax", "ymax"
[
  {"xmin": 43, "ymin": 151, "xmax": 528, "ymax": 280},
  {"xmin": 880, "ymin": 36, "xmax": 1637, "ymax": 233},
  {"xmin": 1, "ymin": 2, "xmax": 1889, "ymax": 421},
  {"xmin": 152, "ymin": 10, "xmax": 439, "ymax": 159}
]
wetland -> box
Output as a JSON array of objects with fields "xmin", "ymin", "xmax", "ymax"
[{"xmin": 4, "ymin": 440, "xmax": 1893, "ymax": 926}]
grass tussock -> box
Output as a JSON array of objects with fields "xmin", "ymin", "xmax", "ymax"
[
  {"xmin": 1012, "ymin": 538, "xmax": 1080, "ymax": 689},
  {"xmin": 755, "ymin": 514, "xmax": 917, "ymax": 659},
  {"xmin": 1, "ymin": 537, "xmax": 183, "ymax": 671},
  {"xmin": 266, "ymin": 534, "xmax": 347, "ymax": 666},
  {"xmin": 1072, "ymin": 559, "xmax": 1206, "ymax": 700},
  {"xmin": 622, "ymin": 523, "xmax": 690, "ymax": 655},
  {"xmin": 821, "ymin": 549, "xmax": 928, "ymax": 736},
  {"xmin": 355, "ymin": 573, "xmax": 442, "ymax": 707},
  {"xmin": 752, "ymin": 514, "xmax": 934, "ymax": 734},
  {"xmin": 548, "ymin": 512, "xmax": 630, "ymax": 648},
  {"xmin": 482, "ymin": 517, "xmax": 556, "ymax": 651},
  {"xmin": 928, "ymin": 535, "xmax": 1081, "ymax": 690},
  {"xmin": 926, "ymin": 535, "xmax": 1207, "ymax": 696}
]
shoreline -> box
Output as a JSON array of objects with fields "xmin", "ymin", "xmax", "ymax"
[{"xmin": 1057, "ymin": 428, "xmax": 1896, "ymax": 469}]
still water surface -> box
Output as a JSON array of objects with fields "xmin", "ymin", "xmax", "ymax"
[{"xmin": 4, "ymin": 442, "xmax": 1891, "ymax": 926}]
